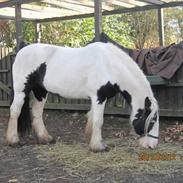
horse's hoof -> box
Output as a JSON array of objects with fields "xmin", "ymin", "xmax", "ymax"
[
  {"xmin": 8, "ymin": 142, "xmax": 18, "ymax": 147},
  {"xmin": 37, "ymin": 135, "xmax": 55, "ymax": 145},
  {"xmin": 6, "ymin": 136, "xmax": 20, "ymax": 147},
  {"xmin": 49, "ymin": 137, "xmax": 56, "ymax": 144},
  {"xmin": 7, "ymin": 140, "xmax": 23, "ymax": 147},
  {"xmin": 90, "ymin": 143, "xmax": 110, "ymax": 153}
]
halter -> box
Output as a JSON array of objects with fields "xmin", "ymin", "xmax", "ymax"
[
  {"xmin": 147, "ymin": 134, "xmax": 159, "ymax": 139},
  {"xmin": 140, "ymin": 134, "xmax": 159, "ymax": 139},
  {"xmin": 144, "ymin": 112, "xmax": 159, "ymax": 140}
]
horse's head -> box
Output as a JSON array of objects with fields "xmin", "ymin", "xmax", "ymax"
[{"xmin": 131, "ymin": 97, "xmax": 159, "ymax": 149}]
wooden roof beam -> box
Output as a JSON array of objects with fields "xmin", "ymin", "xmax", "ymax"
[
  {"xmin": 62, "ymin": 0, "xmax": 113, "ymax": 11},
  {"xmin": 119, "ymin": 0, "xmax": 149, "ymax": 7},
  {"xmin": 82, "ymin": 0, "xmax": 114, "ymax": 11},
  {"xmin": 47, "ymin": 0, "xmax": 93, "ymax": 11},
  {"xmin": 0, "ymin": 7, "xmax": 78, "ymax": 20},
  {"xmin": 42, "ymin": 0, "xmax": 94, "ymax": 13},
  {"xmin": 106, "ymin": 0, "xmax": 135, "ymax": 8},
  {"xmin": 0, "ymin": 0, "xmax": 41, "ymax": 8},
  {"xmin": 22, "ymin": 4, "xmax": 78, "ymax": 14},
  {"xmin": 162, "ymin": 0, "xmax": 174, "ymax": 2},
  {"xmin": 43, "ymin": 0, "xmax": 113, "ymax": 12},
  {"xmin": 137, "ymin": 0, "xmax": 164, "ymax": 5},
  {"xmin": 36, "ymin": 1, "xmax": 183, "ymax": 23}
]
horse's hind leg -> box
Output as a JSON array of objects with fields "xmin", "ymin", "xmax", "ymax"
[
  {"xmin": 6, "ymin": 92, "xmax": 25, "ymax": 145},
  {"xmin": 85, "ymin": 110, "xmax": 93, "ymax": 143},
  {"xmin": 89, "ymin": 96, "xmax": 107, "ymax": 152},
  {"xmin": 32, "ymin": 95, "xmax": 54, "ymax": 144}
]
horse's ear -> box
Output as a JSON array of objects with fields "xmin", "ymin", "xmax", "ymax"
[
  {"xmin": 19, "ymin": 41, "xmax": 29, "ymax": 49},
  {"xmin": 100, "ymin": 32, "xmax": 109, "ymax": 43}
]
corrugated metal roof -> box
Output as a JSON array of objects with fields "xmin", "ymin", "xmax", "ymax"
[{"xmin": 0, "ymin": 0, "xmax": 182, "ymax": 21}]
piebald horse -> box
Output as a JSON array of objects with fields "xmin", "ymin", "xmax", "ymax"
[{"xmin": 6, "ymin": 42, "xmax": 159, "ymax": 152}]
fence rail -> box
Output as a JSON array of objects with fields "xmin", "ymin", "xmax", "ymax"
[{"xmin": 1, "ymin": 47, "xmax": 183, "ymax": 117}]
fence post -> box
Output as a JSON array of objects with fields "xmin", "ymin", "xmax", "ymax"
[
  {"xmin": 15, "ymin": 3, "xmax": 23, "ymax": 52},
  {"xmin": 94, "ymin": 0, "xmax": 102, "ymax": 42},
  {"xmin": 158, "ymin": 8, "xmax": 165, "ymax": 46},
  {"xmin": 35, "ymin": 22, "xmax": 42, "ymax": 43}
]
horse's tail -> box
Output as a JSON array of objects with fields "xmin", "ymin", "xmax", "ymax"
[
  {"xmin": 17, "ymin": 95, "xmax": 31, "ymax": 135},
  {"xmin": 10, "ymin": 85, "xmax": 31, "ymax": 136},
  {"xmin": 10, "ymin": 41, "xmax": 31, "ymax": 135}
]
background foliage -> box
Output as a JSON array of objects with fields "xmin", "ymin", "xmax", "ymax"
[{"xmin": 0, "ymin": 7, "xmax": 183, "ymax": 49}]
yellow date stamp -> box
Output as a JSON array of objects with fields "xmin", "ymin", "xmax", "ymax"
[{"xmin": 138, "ymin": 152, "xmax": 176, "ymax": 161}]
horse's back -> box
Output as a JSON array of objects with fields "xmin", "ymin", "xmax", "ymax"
[
  {"xmin": 13, "ymin": 42, "xmax": 152, "ymax": 99},
  {"xmin": 15, "ymin": 42, "xmax": 102, "ymax": 65},
  {"xmin": 42, "ymin": 43, "xmax": 109, "ymax": 98}
]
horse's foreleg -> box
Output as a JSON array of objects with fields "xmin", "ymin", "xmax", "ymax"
[
  {"xmin": 89, "ymin": 97, "xmax": 107, "ymax": 152},
  {"xmin": 32, "ymin": 96, "xmax": 54, "ymax": 144},
  {"xmin": 6, "ymin": 93, "xmax": 25, "ymax": 145}
]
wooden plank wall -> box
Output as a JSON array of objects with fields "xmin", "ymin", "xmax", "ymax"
[
  {"xmin": 0, "ymin": 47, "xmax": 183, "ymax": 117},
  {"xmin": 0, "ymin": 47, "xmax": 12, "ymax": 107}
]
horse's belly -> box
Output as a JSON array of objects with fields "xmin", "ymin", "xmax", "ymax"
[
  {"xmin": 47, "ymin": 85, "xmax": 88, "ymax": 99},
  {"xmin": 43, "ymin": 75, "xmax": 89, "ymax": 99}
]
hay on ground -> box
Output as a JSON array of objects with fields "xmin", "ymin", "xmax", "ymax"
[{"xmin": 36, "ymin": 138, "xmax": 183, "ymax": 178}]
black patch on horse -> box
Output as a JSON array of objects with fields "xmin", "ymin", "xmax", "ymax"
[
  {"xmin": 24, "ymin": 62, "xmax": 47, "ymax": 101},
  {"xmin": 132, "ymin": 97, "xmax": 152, "ymax": 135},
  {"xmin": 121, "ymin": 90, "xmax": 132, "ymax": 106},
  {"xmin": 147, "ymin": 122, "xmax": 154, "ymax": 133},
  {"xmin": 147, "ymin": 111, "xmax": 158, "ymax": 133},
  {"xmin": 17, "ymin": 62, "xmax": 47, "ymax": 135},
  {"xmin": 97, "ymin": 82, "xmax": 120, "ymax": 104}
]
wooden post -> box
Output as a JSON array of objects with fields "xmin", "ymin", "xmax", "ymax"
[
  {"xmin": 158, "ymin": 8, "xmax": 165, "ymax": 46},
  {"xmin": 94, "ymin": 0, "xmax": 102, "ymax": 42},
  {"xmin": 35, "ymin": 22, "xmax": 41, "ymax": 43},
  {"xmin": 15, "ymin": 3, "xmax": 23, "ymax": 51}
]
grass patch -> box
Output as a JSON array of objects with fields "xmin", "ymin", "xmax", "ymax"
[{"xmin": 36, "ymin": 138, "xmax": 183, "ymax": 178}]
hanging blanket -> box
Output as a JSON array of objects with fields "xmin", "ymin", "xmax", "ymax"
[
  {"xmin": 91, "ymin": 33, "xmax": 183, "ymax": 79},
  {"xmin": 131, "ymin": 42, "xmax": 183, "ymax": 79}
]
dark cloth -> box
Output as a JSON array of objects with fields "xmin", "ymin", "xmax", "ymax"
[
  {"xmin": 131, "ymin": 42, "xmax": 183, "ymax": 79},
  {"xmin": 89, "ymin": 32, "xmax": 183, "ymax": 79}
]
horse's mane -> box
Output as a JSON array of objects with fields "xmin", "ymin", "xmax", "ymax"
[{"xmin": 89, "ymin": 32, "xmax": 133, "ymax": 56}]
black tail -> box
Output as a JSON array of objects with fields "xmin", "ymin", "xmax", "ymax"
[
  {"xmin": 17, "ymin": 95, "xmax": 31, "ymax": 135},
  {"xmin": 10, "ymin": 40, "xmax": 31, "ymax": 135},
  {"xmin": 10, "ymin": 87, "xmax": 31, "ymax": 136}
]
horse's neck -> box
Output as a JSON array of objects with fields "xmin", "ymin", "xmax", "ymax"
[
  {"xmin": 130, "ymin": 94, "xmax": 155, "ymax": 118},
  {"xmin": 131, "ymin": 97, "xmax": 145, "ymax": 114}
]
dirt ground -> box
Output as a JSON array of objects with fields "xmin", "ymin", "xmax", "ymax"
[{"xmin": 0, "ymin": 109, "xmax": 182, "ymax": 183}]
